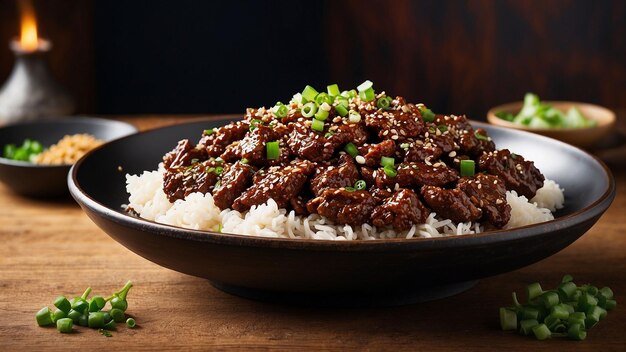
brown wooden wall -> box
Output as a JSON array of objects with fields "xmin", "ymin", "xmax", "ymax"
[
  {"xmin": 325, "ymin": 0, "xmax": 626, "ymax": 118},
  {"xmin": 0, "ymin": 0, "xmax": 623, "ymax": 118}
]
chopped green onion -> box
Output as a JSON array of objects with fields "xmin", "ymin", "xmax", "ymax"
[
  {"xmin": 214, "ymin": 166, "xmax": 223, "ymax": 175},
  {"xmin": 578, "ymin": 293, "xmax": 598, "ymax": 312},
  {"xmin": 419, "ymin": 107, "xmax": 435, "ymax": 122},
  {"xmin": 357, "ymin": 80, "xmax": 373, "ymax": 92},
  {"xmin": 56, "ymin": 318, "xmax": 73, "ymax": 333},
  {"xmin": 550, "ymin": 304, "xmax": 570, "ymax": 320},
  {"xmin": 344, "ymin": 143, "xmax": 358, "ymax": 157},
  {"xmin": 344, "ymin": 186, "xmax": 356, "ymax": 192},
  {"xmin": 126, "ymin": 318, "xmax": 136, "ymax": 328},
  {"xmin": 335, "ymin": 104, "xmax": 348, "ymax": 117},
  {"xmin": 36, "ymin": 307, "xmax": 54, "ymax": 326},
  {"xmin": 475, "ymin": 131, "xmax": 489, "ymax": 141},
  {"xmin": 249, "ymin": 119, "xmax": 263, "ymax": 132},
  {"xmin": 302, "ymin": 85, "xmax": 319, "ymax": 102},
  {"xmin": 567, "ymin": 323, "xmax": 587, "ymax": 340},
  {"xmin": 240, "ymin": 158, "xmax": 249, "ymax": 164},
  {"xmin": 348, "ymin": 110, "xmax": 361, "ymax": 123},
  {"xmin": 347, "ymin": 89, "xmax": 357, "ymax": 98},
  {"xmin": 459, "ymin": 160, "xmax": 475, "ymax": 177},
  {"xmin": 359, "ymin": 87, "xmax": 375, "ymax": 102},
  {"xmin": 599, "ymin": 287, "xmax": 614, "ymax": 300},
  {"xmin": 400, "ymin": 143, "xmax": 410, "ymax": 149},
  {"xmin": 327, "ymin": 84, "xmax": 340, "ymax": 96},
  {"xmin": 302, "ymin": 102, "xmax": 318, "ymax": 118},
  {"xmin": 500, "ymin": 308, "xmax": 517, "ymax": 330},
  {"xmin": 499, "ymin": 275, "xmax": 615, "ymax": 341},
  {"xmin": 204, "ymin": 128, "xmax": 215, "ymax": 135},
  {"xmin": 437, "ymin": 125, "xmax": 448, "ymax": 132},
  {"xmin": 527, "ymin": 282, "xmax": 543, "ymax": 301},
  {"xmin": 542, "ymin": 291, "xmax": 560, "ymax": 309},
  {"xmin": 532, "ymin": 323, "xmax": 551, "ymax": 340},
  {"xmin": 273, "ymin": 102, "xmax": 288, "ymax": 118},
  {"xmin": 520, "ymin": 307, "xmax": 540, "ymax": 320},
  {"xmin": 519, "ymin": 319, "xmax": 539, "ymax": 336},
  {"xmin": 354, "ymin": 180, "xmax": 367, "ymax": 190},
  {"xmin": 314, "ymin": 109, "xmax": 329, "ymax": 121},
  {"xmin": 311, "ymin": 119, "xmax": 325, "ymax": 132},
  {"xmin": 376, "ymin": 96, "xmax": 391, "ymax": 109},
  {"xmin": 558, "ymin": 282, "xmax": 577, "ymax": 299},
  {"xmin": 380, "ymin": 156, "xmax": 395, "ymax": 167},
  {"xmin": 604, "ymin": 299, "xmax": 617, "ymax": 310},
  {"xmin": 383, "ymin": 165, "xmax": 397, "ymax": 177},
  {"xmin": 561, "ymin": 274, "xmax": 573, "ymax": 283},
  {"xmin": 266, "ymin": 141, "xmax": 280, "ymax": 160},
  {"xmin": 54, "ymin": 296, "xmax": 71, "ymax": 314},
  {"xmin": 315, "ymin": 93, "xmax": 332, "ymax": 105}
]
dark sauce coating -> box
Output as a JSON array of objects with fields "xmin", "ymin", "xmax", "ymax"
[
  {"xmin": 478, "ymin": 149, "xmax": 544, "ymax": 199},
  {"xmin": 371, "ymin": 189, "xmax": 430, "ymax": 231},
  {"xmin": 159, "ymin": 94, "xmax": 547, "ymax": 229}
]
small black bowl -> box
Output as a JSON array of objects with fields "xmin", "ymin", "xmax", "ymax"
[
  {"xmin": 0, "ymin": 117, "xmax": 137, "ymax": 197},
  {"xmin": 69, "ymin": 119, "xmax": 615, "ymax": 306}
]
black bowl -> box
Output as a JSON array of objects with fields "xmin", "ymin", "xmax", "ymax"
[
  {"xmin": 0, "ymin": 117, "xmax": 137, "ymax": 197},
  {"xmin": 69, "ymin": 119, "xmax": 615, "ymax": 306}
]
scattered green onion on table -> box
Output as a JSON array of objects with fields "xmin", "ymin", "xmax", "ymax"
[
  {"xmin": 500, "ymin": 275, "xmax": 616, "ymax": 341},
  {"xmin": 35, "ymin": 280, "xmax": 137, "ymax": 336}
]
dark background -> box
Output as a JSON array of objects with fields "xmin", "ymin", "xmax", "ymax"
[{"xmin": 0, "ymin": 0, "xmax": 624, "ymax": 119}]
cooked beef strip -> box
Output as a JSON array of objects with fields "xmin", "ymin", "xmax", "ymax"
[
  {"xmin": 457, "ymin": 174, "xmax": 511, "ymax": 228},
  {"xmin": 375, "ymin": 161, "xmax": 459, "ymax": 189},
  {"xmin": 310, "ymin": 154, "xmax": 360, "ymax": 196},
  {"xmin": 421, "ymin": 185, "xmax": 483, "ymax": 223},
  {"xmin": 364, "ymin": 107, "xmax": 423, "ymax": 140},
  {"xmin": 371, "ymin": 189, "xmax": 430, "ymax": 231},
  {"xmin": 307, "ymin": 188, "xmax": 377, "ymax": 227},
  {"xmin": 198, "ymin": 121, "xmax": 249, "ymax": 157},
  {"xmin": 213, "ymin": 161, "xmax": 255, "ymax": 210},
  {"xmin": 163, "ymin": 139, "xmax": 206, "ymax": 169},
  {"xmin": 358, "ymin": 139, "xmax": 396, "ymax": 167},
  {"xmin": 478, "ymin": 149, "xmax": 544, "ymax": 199},
  {"xmin": 287, "ymin": 121, "xmax": 334, "ymax": 162},
  {"xmin": 289, "ymin": 196, "xmax": 309, "ymax": 216},
  {"xmin": 232, "ymin": 160, "xmax": 315, "ymax": 211},
  {"xmin": 163, "ymin": 159, "xmax": 220, "ymax": 202}
]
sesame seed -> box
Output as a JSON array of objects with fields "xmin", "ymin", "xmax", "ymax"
[
  {"xmin": 355, "ymin": 155, "xmax": 366, "ymax": 164},
  {"xmin": 449, "ymin": 151, "xmax": 457, "ymax": 157}
]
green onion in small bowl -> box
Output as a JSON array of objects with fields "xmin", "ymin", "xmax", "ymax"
[{"xmin": 487, "ymin": 94, "xmax": 615, "ymax": 149}]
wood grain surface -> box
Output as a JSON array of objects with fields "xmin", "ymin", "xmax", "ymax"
[{"xmin": 0, "ymin": 116, "xmax": 625, "ymax": 351}]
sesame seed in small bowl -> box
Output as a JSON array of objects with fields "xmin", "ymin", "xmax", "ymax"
[{"xmin": 487, "ymin": 93, "xmax": 616, "ymax": 149}]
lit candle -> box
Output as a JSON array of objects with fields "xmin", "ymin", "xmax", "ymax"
[{"xmin": 17, "ymin": 0, "xmax": 41, "ymax": 52}]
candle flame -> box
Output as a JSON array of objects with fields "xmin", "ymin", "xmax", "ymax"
[{"xmin": 19, "ymin": 0, "xmax": 39, "ymax": 51}]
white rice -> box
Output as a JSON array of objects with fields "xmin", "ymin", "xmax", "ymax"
[{"xmin": 125, "ymin": 166, "xmax": 564, "ymax": 240}]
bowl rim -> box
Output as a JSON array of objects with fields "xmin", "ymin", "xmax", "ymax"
[
  {"xmin": 486, "ymin": 101, "xmax": 616, "ymax": 132},
  {"xmin": 0, "ymin": 116, "xmax": 138, "ymax": 168},
  {"xmin": 68, "ymin": 119, "xmax": 616, "ymax": 251}
]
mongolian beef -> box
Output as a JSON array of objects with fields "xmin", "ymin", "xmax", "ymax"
[{"xmin": 135, "ymin": 81, "xmax": 559, "ymax": 236}]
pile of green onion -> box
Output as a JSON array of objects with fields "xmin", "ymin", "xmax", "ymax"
[
  {"xmin": 36, "ymin": 281, "xmax": 137, "ymax": 336},
  {"xmin": 2, "ymin": 138, "xmax": 43, "ymax": 162},
  {"xmin": 496, "ymin": 93, "xmax": 596, "ymax": 128},
  {"xmin": 500, "ymin": 275, "xmax": 616, "ymax": 341}
]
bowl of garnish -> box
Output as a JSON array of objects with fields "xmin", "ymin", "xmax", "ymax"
[
  {"xmin": 487, "ymin": 93, "xmax": 615, "ymax": 149},
  {"xmin": 0, "ymin": 117, "xmax": 137, "ymax": 197}
]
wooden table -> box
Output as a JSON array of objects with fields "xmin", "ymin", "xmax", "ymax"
[{"xmin": 1, "ymin": 116, "xmax": 625, "ymax": 351}]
